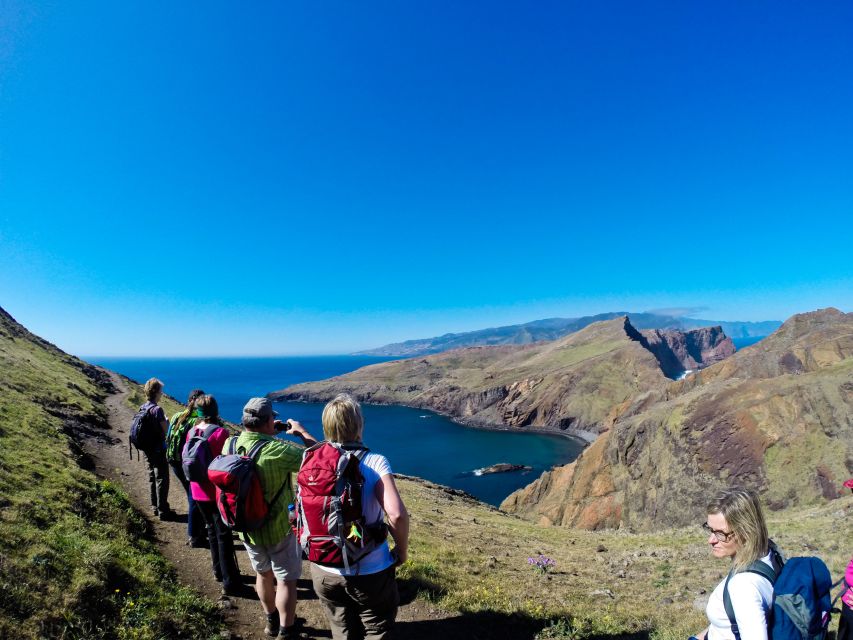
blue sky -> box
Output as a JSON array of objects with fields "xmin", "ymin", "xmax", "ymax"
[{"xmin": 1, "ymin": 1, "xmax": 851, "ymax": 356}]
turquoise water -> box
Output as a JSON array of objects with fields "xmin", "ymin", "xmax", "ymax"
[
  {"xmin": 732, "ymin": 336, "xmax": 766, "ymax": 350},
  {"xmin": 92, "ymin": 356, "xmax": 584, "ymax": 505}
]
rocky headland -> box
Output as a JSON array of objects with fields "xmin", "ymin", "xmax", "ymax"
[
  {"xmin": 273, "ymin": 317, "xmax": 734, "ymax": 441},
  {"xmin": 501, "ymin": 308, "xmax": 853, "ymax": 530}
]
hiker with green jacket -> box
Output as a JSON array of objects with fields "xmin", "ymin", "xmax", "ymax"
[
  {"xmin": 226, "ymin": 397, "xmax": 318, "ymax": 639},
  {"xmin": 167, "ymin": 388, "xmax": 206, "ymax": 548}
]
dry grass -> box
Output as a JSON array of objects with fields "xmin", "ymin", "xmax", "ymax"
[{"xmin": 396, "ymin": 476, "xmax": 852, "ymax": 639}]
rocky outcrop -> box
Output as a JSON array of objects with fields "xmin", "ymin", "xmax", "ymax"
[
  {"xmin": 274, "ymin": 316, "xmax": 678, "ymax": 440},
  {"xmin": 640, "ymin": 326, "xmax": 735, "ymax": 378},
  {"xmin": 502, "ymin": 308, "xmax": 853, "ymax": 530}
]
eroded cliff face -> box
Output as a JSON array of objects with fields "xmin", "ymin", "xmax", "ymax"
[
  {"xmin": 640, "ymin": 326, "xmax": 735, "ymax": 378},
  {"xmin": 502, "ymin": 309, "xmax": 853, "ymax": 530},
  {"xmin": 274, "ymin": 316, "xmax": 674, "ymax": 440}
]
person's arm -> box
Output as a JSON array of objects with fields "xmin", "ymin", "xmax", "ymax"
[
  {"xmin": 282, "ymin": 420, "xmax": 318, "ymax": 447},
  {"xmin": 375, "ymin": 473, "xmax": 409, "ymax": 565},
  {"xmin": 728, "ymin": 575, "xmax": 771, "ymax": 640}
]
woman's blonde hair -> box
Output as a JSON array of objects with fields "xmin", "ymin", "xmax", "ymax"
[
  {"xmin": 707, "ymin": 487, "xmax": 769, "ymax": 571},
  {"xmin": 322, "ymin": 394, "xmax": 364, "ymax": 443},
  {"xmin": 143, "ymin": 378, "xmax": 163, "ymax": 401},
  {"xmin": 195, "ymin": 395, "xmax": 221, "ymax": 425}
]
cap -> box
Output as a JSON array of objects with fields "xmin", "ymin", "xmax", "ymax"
[{"xmin": 242, "ymin": 397, "xmax": 278, "ymax": 423}]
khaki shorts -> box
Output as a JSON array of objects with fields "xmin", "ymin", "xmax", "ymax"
[{"xmin": 242, "ymin": 534, "xmax": 302, "ymax": 582}]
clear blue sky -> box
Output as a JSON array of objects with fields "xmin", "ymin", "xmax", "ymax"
[{"xmin": 1, "ymin": 1, "xmax": 851, "ymax": 356}]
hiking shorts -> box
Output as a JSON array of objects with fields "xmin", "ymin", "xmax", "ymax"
[{"xmin": 242, "ymin": 534, "xmax": 302, "ymax": 582}]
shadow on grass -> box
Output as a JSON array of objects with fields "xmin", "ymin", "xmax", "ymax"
[{"xmin": 397, "ymin": 611, "xmax": 652, "ymax": 640}]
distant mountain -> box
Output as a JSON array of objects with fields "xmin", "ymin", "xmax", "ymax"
[
  {"xmin": 501, "ymin": 308, "xmax": 853, "ymax": 530},
  {"xmin": 355, "ymin": 312, "xmax": 780, "ymax": 357},
  {"xmin": 273, "ymin": 318, "xmax": 733, "ymax": 441}
]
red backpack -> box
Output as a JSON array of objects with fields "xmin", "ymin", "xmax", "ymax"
[
  {"xmin": 296, "ymin": 442, "xmax": 387, "ymax": 571},
  {"xmin": 207, "ymin": 438, "xmax": 289, "ymax": 532}
]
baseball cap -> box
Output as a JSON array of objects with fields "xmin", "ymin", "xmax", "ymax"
[{"xmin": 242, "ymin": 397, "xmax": 278, "ymax": 423}]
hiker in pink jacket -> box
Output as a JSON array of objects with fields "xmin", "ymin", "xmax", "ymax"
[
  {"xmin": 838, "ymin": 555, "xmax": 853, "ymax": 640},
  {"xmin": 184, "ymin": 395, "xmax": 244, "ymax": 597}
]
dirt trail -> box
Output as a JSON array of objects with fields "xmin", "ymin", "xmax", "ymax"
[{"xmin": 85, "ymin": 372, "xmax": 454, "ymax": 639}]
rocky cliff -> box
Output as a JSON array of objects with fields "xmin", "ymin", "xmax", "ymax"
[
  {"xmin": 640, "ymin": 326, "xmax": 735, "ymax": 378},
  {"xmin": 274, "ymin": 318, "xmax": 733, "ymax": 440},
  {"xmin": 502, "ymin": 308, "xmax": 853, "ymax": 530}
]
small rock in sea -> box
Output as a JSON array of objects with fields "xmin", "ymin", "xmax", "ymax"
[
  {"xmin": 596, "ymin": 544, "xmax": 607, "ymax": 553},
  {"xmin": 590, "ymin": 589, "xmax": 615, "ymax": 599},
  {"xmin": 660, "ymin": 597, "xmax": 674, "ymax": 605}
]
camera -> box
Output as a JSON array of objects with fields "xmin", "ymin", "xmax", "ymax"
[{"xmin": 274, "ymin": 419, "xmax": 291, "ymax": 433}]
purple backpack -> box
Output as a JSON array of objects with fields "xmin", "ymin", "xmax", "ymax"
[{"xmin": 182, "ymin": 424, "xmax": 220, "ymax": 483}]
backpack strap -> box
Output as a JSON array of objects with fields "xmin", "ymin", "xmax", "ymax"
[
  {"xmin": 200, "ymin": 423, "xmax": 220, "ymax": 440},
  {"xmin": 723, "ymin": 561, "xmax": 778, "ymax": 640}
]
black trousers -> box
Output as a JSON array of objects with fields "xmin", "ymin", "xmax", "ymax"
[
  {"xmin": 143, "ymin": 448, "xmax": 170, "ymax": 513},
  {"xmin": 839, "ymin": 602, "xmax": 852, "ymax": 640},
  {"xmin": 197, "ymin": 500, "xmax": 239, "ymax": 591}
]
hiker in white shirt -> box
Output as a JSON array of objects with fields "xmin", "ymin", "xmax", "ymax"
[{"xmin": 692, "ymin": 488, "xmax": 779, "ymax": 640}]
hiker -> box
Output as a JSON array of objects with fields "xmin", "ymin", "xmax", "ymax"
[
  {"xmin": 227, "ymin": 397, "xmax": 318, "ymax": 638},
  {"xmin": 184, "ymin": 394, "xmax": 242, "ymax": 595},
  {"xmin": 691, "ymin": 487, "xmax": 779, "ymax": 640},
  {"xmin": 138, "ymin": 378, "xmax": 174, "ymax": 520},
  {"xmin": 306, "ymin": 394, "xmax": 409, "ymax": 640},
  {"xmin": 840, "ymin": 555, "xmax": 853, "ymax": 640},
  {"xmin": 167, "ymin": 388, "xmax": 207, "ymax": 548}
]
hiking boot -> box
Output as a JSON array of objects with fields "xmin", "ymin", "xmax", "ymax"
[
  {"xmin": 187, "ymin": 536, "xmax": 209, "ymax": 548},
  {"xmin": 221, "ymin": 584, "xmax": 254, "ymax": 599},
  {"xmin": 158, "ymin": 508, "xmax": 176, "ymax": 521},
  {"xmin": 278, "ymin": 625, "xmax": 302, "ymax": 639},
  {"xmin": 264, "ymin": 612, "xmax": 280, "ymax": 637}
]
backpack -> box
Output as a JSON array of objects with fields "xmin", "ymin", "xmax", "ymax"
[
  {"xmin": 128, "ymin": 402, "xmax": 162, "ymax": 459},
  {"xmin": 166, "ymin": 410, "xmax": 198, "ymax": 464},
  {"xmin": 295, "ymin": 441, "xmax": 388, "ymax": 572},
  {"xmin": 207, "ymin": 437, "xmax": 289, "ymax": 533},
  {"xmin": 724, "ymin": 546, "xmax": 836, "ymax": 640},
  {"xmin": 182, "ymin": 423, "xmax": 221, "ymax": 483}
]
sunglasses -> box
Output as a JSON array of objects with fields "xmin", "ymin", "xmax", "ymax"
[{"xmin": 702, "ymin": 522, "xmax": 735, "ymax": 542}]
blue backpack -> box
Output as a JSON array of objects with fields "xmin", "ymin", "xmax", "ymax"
[
  {"xmin": 128, "ymin": 402, "xmax": 162, "ymax": 458},
  {"xmin": 724, "ymin": 547, "xmax": 837, "ymax": 640}
]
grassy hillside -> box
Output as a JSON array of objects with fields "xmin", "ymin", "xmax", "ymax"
[
  {"xmin": 397, "ymin": 475, "xmax": 852, "ymax": 639},
  {"xmin": 0, "ymin": 308, "xmax": 222, "ymax": 640}
]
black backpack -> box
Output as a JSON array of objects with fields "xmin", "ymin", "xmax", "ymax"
[{"xmin": 129, "ymin": 402, "xmax": 162, "ymax": 458}]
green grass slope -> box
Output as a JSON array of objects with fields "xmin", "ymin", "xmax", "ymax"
[
  {"xmin": 397, "ymin": 475, "xmax": 851, "ymax": 639},
  {"xmin": 0, "ymin": 307, "xmax": 222, "ymax": 640}
]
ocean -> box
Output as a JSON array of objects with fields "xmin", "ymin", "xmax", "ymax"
[{"xmin": 90, "ymin": 356, "xmax": 585, "ymax": 506}]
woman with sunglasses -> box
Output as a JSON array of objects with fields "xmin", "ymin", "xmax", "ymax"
[{"xmin": 691, "ymin": 487, "xmax": 781, "ymax": 640}]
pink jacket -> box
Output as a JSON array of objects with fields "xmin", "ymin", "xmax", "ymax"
[
  {"xmin": 185, "ymin": 422, "xmax": 230, "ymax": 502},
  {"xmin": 843, "ymin": 557, "xmax": 853, "ymax": 608}
]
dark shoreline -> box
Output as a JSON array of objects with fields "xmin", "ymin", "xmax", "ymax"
[{"xmin": 269, "ymin": 395, "xmax": 597, "ymax": 446}]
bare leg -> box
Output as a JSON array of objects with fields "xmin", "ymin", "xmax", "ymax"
[
  {"xmin": 255, "ymin": 569, "xmax": 276, "ymax": 615},
  {"xmin": 277, "ymin": 579, "xmax": 297, "ymax": 628}
]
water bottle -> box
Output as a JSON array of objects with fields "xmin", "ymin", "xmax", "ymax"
[{"xmin": 287, "ymin": 503, "xmax": 297, "ymax": 533}]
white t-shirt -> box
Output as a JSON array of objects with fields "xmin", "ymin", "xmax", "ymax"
[
  {"xmin": 706, "ymin": 552, "xmax": 775, "ymax": 640},
  {"xmin": 314, "ymin": 451, "xmax": 395, "ymax": 577}
]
